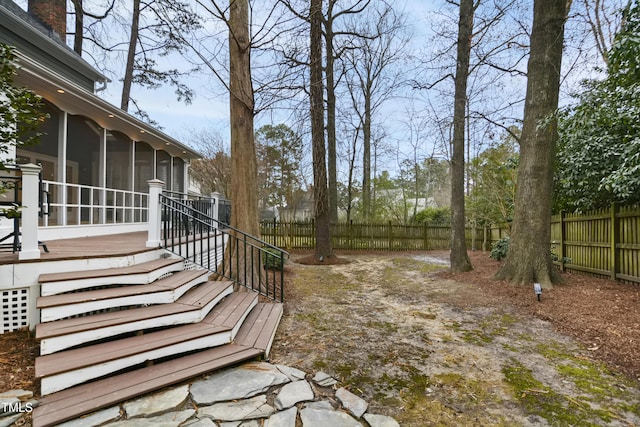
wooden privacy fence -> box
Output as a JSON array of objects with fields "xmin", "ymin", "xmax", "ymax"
[
  {"xmin": 549, "ymin": 204, "xmax": 640, "ymax": 284},
  {"xmin": 488, "ymin": 203, "xmax": 640, "ymax": 284},
  {"xmin": 262, "ymin": 204, "xmax": 640, "ymax": 284},
  {"xmin": 260, "ymin": 220, "xmax": 485, "ymax": 252}
]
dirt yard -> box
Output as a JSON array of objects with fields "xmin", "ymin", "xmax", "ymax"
[
  {"xmin": 1, "ymin": 250, "xmax": 639, "ymax": 426},
  {"xmin": 270, "ymin": 250, "xmax": 640, "ymax": 426}
]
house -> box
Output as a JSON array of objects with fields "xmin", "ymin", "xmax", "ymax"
[
  {"xmin": 0, "ymin": 2, "xmax": 285, "ymax": 425},
  {"xmin": 0, "ymin": 0, "xmax": 204, "ymax": 243}
]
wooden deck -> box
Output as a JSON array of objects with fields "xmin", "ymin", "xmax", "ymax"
[
  {"xmin": 0, "ymin": 231, "xmax": 154, "ymax": 265},
  {"xmin": 6, "ymin": 229, "xmax": 285, "ymax": 426}
]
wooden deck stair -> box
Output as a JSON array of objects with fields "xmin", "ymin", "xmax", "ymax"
[
  {"xmin": 37, "ymin": 269, "xmax": 210, "ymax": 321},
  {"xmin": 32, "ymin": 256, "xmax": 284, "ymax": 427}
]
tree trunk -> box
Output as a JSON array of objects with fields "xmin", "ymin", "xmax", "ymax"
[
  {"xmin": 121, "ymin": 0, "xmax": 140, "ymax": 111},
  {"xmin": 362, "ymin": 87, "xmax": 371, "ymax": 220},
  {"xmin": 325, "ymin": 11, "xmax": 339, "ymax": 223},
  {"xmin": 449, "ymin": 0, "xmax": 473, "ymax": 272},
  {"xmin": 310, "ymin": 0, "xmax": 333, "ymax": 260},
  {"xmin": 71, "ymin": 0, "xmax": 83, "ymax": 55},
  {"xmin": 494, "ymin": 0, "xmax": 567, "ymax": 287},
  {"xmin": 229, "ymin": 0, "xmax": 259, "ymax": 237},
  {"xmin": 226, "ymin": 0, "xmax": 262, "ymax": 289}
]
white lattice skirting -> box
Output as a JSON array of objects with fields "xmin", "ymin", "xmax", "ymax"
[{"xmin": 2, "ymin": 288, "xmax": 29, "ymax": 333}]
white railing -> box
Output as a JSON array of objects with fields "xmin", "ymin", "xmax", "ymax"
[{"xmin": 41, "ymin": 180, "xmax": 149, "ymax": 227}]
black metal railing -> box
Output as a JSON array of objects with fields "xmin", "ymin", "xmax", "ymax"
[
  {"xmin": 162, "ymin": 191, "xmax": 231, "ymax": 225},
  {"xmin": 159, "ymin": 194, "xmax": 288, "ymax": 302}
]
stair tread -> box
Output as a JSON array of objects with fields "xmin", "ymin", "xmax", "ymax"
[
  {"xmin": 36, "ymin": 281, "xmax": 233, "ymax": 339},
  {"xmin": 38, "ymin": 258, "xmax": 182, "ymax": 284},
  {"xmin": 235, "ymin": 303, "xmax": 283, "ymax": 350},
  {"xmin": 32, "ymin": 344, "xmax": 262, "ymax": 427},
  {"xmin": 37, "ymin": 269, "xmax": 208, "ymax": 308},
  {"xmin": 36, "ymin": 292, "xmax": 258, "ymax": 378}
]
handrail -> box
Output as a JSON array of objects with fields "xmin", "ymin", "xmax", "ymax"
[{"xmin": 159, "ymin": 194, "xmax": 287, "ymax": 302}]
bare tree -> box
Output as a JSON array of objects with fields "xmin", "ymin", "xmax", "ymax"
[
  {"xmin": 310, "ymin": 0, "xmax": 333, "ymax": 260},
  {"xmin": 344, "ymin": 4, "xmax": 408, "ymax": 220},
  {"xmin": 227, "ymin": 0, "xmax": 260, "ymax": 238},
  {"xmin": 572, "ymin": 0, "xmax": 626, "ymax": 65},
  {"xmin": 187, "ymin": 128, "xmax": 231, "ymax": 197},
  {"xmin": 69, "ymin": 0, "xmax": 115, "ymax": 55},
  {"xmin": 495, "ymin": 0, "xmax": 567, "ymax": 287},
  {"xmin": 449, "ymin": 0, "xmax": 474, "ymax": 272}
]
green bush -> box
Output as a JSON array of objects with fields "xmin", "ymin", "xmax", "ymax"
[
  {"xmin": 490, "ymin": 237, "xmax": 510, "ymax": 261},
  {"xmin": 414, "ymin": 207, "xmax": 451, "ymax": 224},
  {"xmin": 263, "ymin": 247, "xmax": 284, "ymax": 270}
]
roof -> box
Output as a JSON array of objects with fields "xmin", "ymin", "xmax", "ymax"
[
  {"xmin": 13, "ymin": 52, "xmax": 202, "ymax": 160},
  {"xmin": 0, "ymin": 0, "xmax": 108, "ymax": 90}
]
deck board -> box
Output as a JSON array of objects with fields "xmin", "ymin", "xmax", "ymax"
[
  {"xmin": 38, "ymin": 258, "xmax": 183, "ymax": 283},
  {"xmin": 32, "ymin": 345, "xmax": 263, "ymax": 427},
  {"xmin": 203, "ymin": 291, "xmax": 257, "ymax": 328}
]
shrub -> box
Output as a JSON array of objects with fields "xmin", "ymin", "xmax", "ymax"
[
  {"xmin": 263, "ymin": 247, "xmax": 284, "ymax": 270},
  {"xmin": 414, "ymin": 207, "xmax": 451, "ymax": 224},
  {"xmin": 490, "ymin": 237, "xmax": 510, "ymax": 261}
]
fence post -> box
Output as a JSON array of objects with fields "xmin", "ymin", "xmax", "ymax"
[
  {"xmin": 18, "ymin": 163, "xmax": 41, "ymax": 260},
  {"xmin": 558, "ymin": 211, "xmax": 566, "ymax": 271},
  {"xmin": 273, "ymin": 217, "xmax": 277, "ymax": 246},
  {"xmin": 146, "ymin": 179, "xmax": 164, "ymax": 248},
  {"xmin": 610, "ymin": 203, "xmax": 619, "ymax": 280}
]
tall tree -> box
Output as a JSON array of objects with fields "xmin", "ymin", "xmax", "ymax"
[
  {"xmin": 69, "ymin": 0, "xmax": 115, "ymax": 55},
  {"xmin": 345, "ymin": 5, "xmax": 407, "ymax": 221},
  {"xmin": 255, "ymin": 124, "xmax": 304, "ymax": 215},
  {"xmin": 450, "ymin": 0, "xmax": 474, "ymax": 272},
  {"xmin": 323, "ymin": 0, "xmax": 371, "ymax": 222},
  {"xmin": 495, "ymin": 0, "xmax": 567, "ymax": 287},
  {"xmin": 310, "ymin": 0, "xmax": 333, "ymax": 260},
  {"xmin": 228, "ymin": 0, "xmax": 260, "ymax": 238}
]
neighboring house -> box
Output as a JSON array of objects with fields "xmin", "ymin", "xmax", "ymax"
[
  {"xmin": 0, "ymin": 0, "xmax": 201, "ymax": 242},
  {"xmin": 375, "ymin": 189, "xmax": 438, "ymax": 211},
  {"xmin": 279, "ymin": 191, "xmax": 314, "ymax": 222}
]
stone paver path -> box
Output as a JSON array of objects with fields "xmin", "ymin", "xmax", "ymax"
[{"xmin": 2, "ymin": 362, "xmax": 399, "ymax": 427}]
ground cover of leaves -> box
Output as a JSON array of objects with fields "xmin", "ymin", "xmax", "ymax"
[{"xmin": 270, "ymin": 250, "xmax": 640, "ymax": 426}]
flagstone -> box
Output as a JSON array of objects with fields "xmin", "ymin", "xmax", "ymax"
[
  {"xmin": 275, "ymin": 380, "xmax": 314, "ymax": 410},
  {"xmin": 124, "ymin": 385, "xmax": 189, "ymax": 417},
  {"xmin": 299, "ymin": 407, "xmax": 362, "ymax": 427},
  {"xmin": 336, "ymin": 387, "xmax": 368, "ymax": 418},
  {"xmin": 198, "ymin": 395, "xmax": 275, "ymax": 421},
  {"xmin": 191, "ymin": 362, "xmax": 289, "ymax": 405}
]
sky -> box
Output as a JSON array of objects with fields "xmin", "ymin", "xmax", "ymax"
[{"xmin": 11, "ymin": 0, "xmax": 617, "ymax": 168}]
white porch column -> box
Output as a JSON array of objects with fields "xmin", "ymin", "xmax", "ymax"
[
  {"xmin": 183, "ymin": 161, "xmax": 189, "ymax": 196},
  {"xmin": 99, "ymin": 128, "xmax": 107, "ymax": 224},
  {"xmin": 19, "ymin": 163, "xmax": 41, "ymax": 260},
  {"xmin": 146, "ymin": 179, "xmax": 164, "ymax": 247},
  {"xmin": 57, "ymin": 111, "xmax": 67, "ymax": 226},
  {"xmin": 211, "ymin": 192, "xmax": 220, "ymax": 225}
]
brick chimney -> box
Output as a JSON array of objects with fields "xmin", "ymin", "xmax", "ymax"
[{"xmin": 28, "ymin": 0, "xmax": 67, "ymax": 39}]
